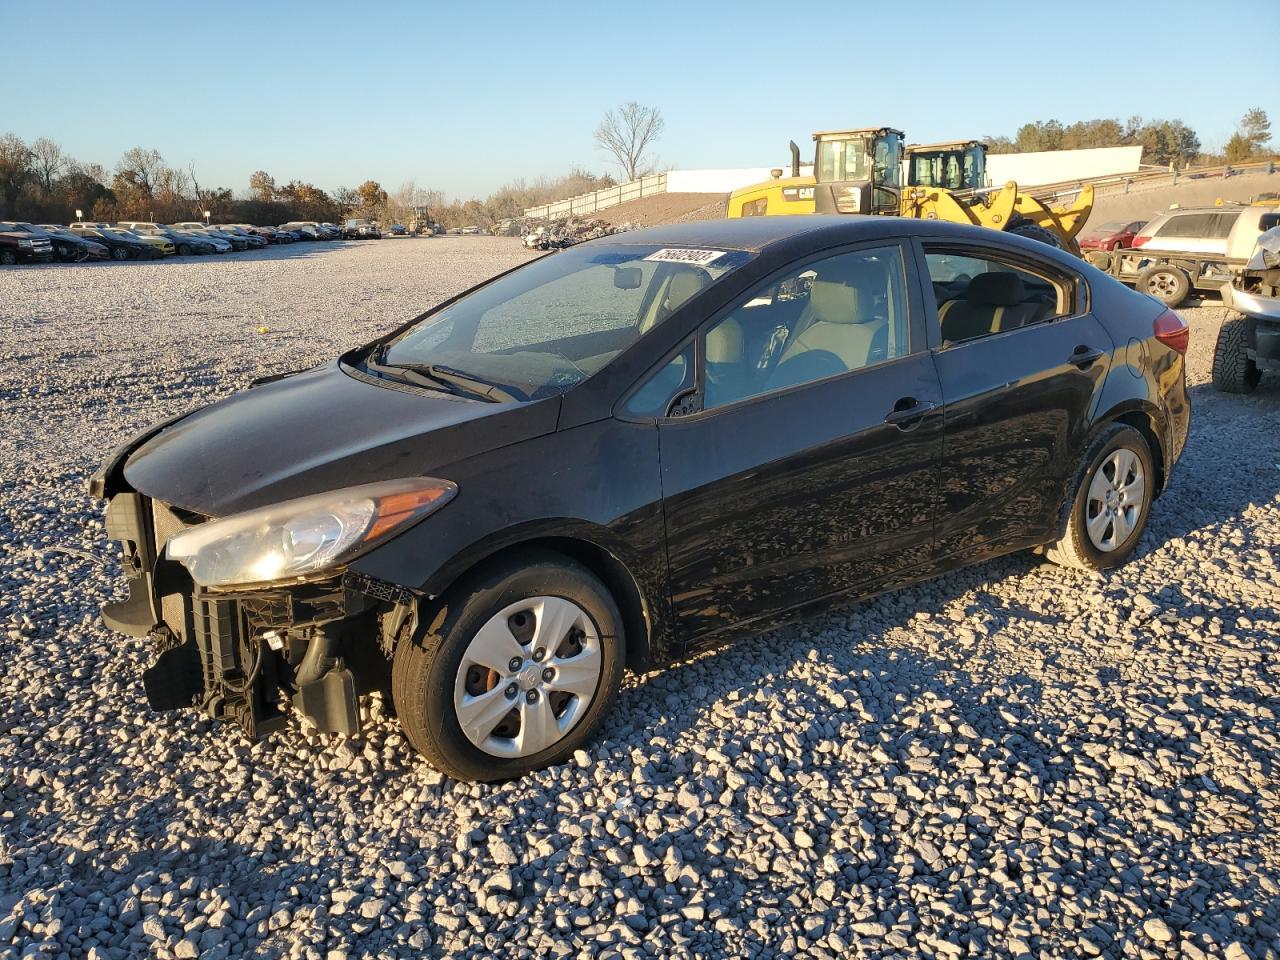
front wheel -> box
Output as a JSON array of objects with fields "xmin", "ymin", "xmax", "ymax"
[
  {"xmin": 1212, "ymin": 314, "xmax": 1261, "ymax": 394},
  {"xmin": 0, "ymin": 250, "xmax": 17, "ymax": 266},
  {"xmin": 392, "ymin": 552, "xmax": 625, "ymax": 781},
  {"xmin": 177, "ymin": 243, "xmax": 191, "ymax": 257},
  {"xmin": 111, "ymin": 247, "xmax": 129, "ymax": 261},
  {"xmin": 1045, "ymin": 423, "xmax": 1155, "ymax": 572}
]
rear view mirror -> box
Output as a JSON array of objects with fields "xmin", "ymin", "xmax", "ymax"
[{"xmin": 614, "ymin": 267, "xmax": 642, "ymax": 290}]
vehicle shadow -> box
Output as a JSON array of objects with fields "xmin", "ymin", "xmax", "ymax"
[{"xmin": 578, "ymin": 558, "xmax": 1277, "ymax": 956}]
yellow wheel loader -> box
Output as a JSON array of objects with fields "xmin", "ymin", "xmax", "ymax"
[{"xmin": 727, "ymin": 129, "xmax": 1094, "ymax": 254}]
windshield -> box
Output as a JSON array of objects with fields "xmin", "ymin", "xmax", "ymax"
[
  {"xmin": 101, "ymin": 229, "xmax": 136, "ymax": 240},
  {"xmin": 873, "ymin": 132, "xmax": 902, "ymax": 186},
  {"xmin": 816, "ymin": 138, "xmax": 869, "ymax": 182},
  {"xmin": 378, "ymin": 242, "xmax": 755, "ymax": 401}
]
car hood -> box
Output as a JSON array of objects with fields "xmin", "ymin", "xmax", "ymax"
[{"xmin": 123, "ymin": 360, "xmax": 562, "ymax": 517}]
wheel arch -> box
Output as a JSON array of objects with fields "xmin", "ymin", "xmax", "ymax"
[
  {"xmin": 417, "ymin": 526, "xmax": 658, "ymax": 674},
  {"xmin": 1094, "ymin": 401, "xmax": 1167, "ymax": 497}
]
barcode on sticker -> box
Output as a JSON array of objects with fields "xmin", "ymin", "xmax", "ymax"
[{"xmin": 643, "ymin": 248, "xmax": 727, "ymax": 266}]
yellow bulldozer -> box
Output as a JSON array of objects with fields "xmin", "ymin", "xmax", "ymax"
[{"xmin": 727, "ymin": 127, "xmax": 1095, "ymax": 254}]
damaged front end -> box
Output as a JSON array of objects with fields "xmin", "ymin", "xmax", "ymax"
[{"xmin": 95, "ymin": 472, "xmax": 435, "ymax": 742}]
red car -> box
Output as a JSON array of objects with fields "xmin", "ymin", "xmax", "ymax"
[{"xmin": 1079, "ymin": 219, "xmax": 1146, "ymax": 252}]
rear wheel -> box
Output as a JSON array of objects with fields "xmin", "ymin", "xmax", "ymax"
[
  {"xmin": 1045, "ymin": 423, "xmax": 1155, "ymax": 572},
  {"xmin": 1212, "ymin": 314, "xmax": 1261, "ymax": 394},
  {"xmin": 1136, "ymin": 263, "xmax": 1191, "ymax": 307},
  {"xmin": 392, "ymin": 552, "xmax": 625, "ymax": 781}
]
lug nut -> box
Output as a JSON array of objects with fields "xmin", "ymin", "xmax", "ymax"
[
  {"xmin": 505, "ymin": 683, "xmax": 518, "ymax": 698},
  {"xmin": 542, "ymin": 668, "xmax": 555, "ymax": 682},
  {"xmin": 508, "ymin": 657, "xmax": 522, "ymax": 672},
  {"xmin": 526, "ymin": 690, "xmax": 540, "ymax": 704},
  {"xmin": 532, "ymin": 648, "xmax": 545, "ymax": 662}
]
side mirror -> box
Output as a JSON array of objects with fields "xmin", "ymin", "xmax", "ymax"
[{"xmin": 614, "ymin": 267, "xmax": 642, "ymax": 290}]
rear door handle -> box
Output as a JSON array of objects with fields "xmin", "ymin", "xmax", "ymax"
[
  {"xmin": 884, "ymin": 398, "xmax": 937, "ymax": 431},
  {"xmin": 1069, "ymin": 345, "xmax": 1105, "ymax": 368}
]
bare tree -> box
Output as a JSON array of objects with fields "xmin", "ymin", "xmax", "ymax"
[
  {"xmin": 594, "ymin": 102, "xmax": 664, "ymax": 182},
  {"xmin": 29, "ymin": 137, "xmax": 66, "ymax": 194}
]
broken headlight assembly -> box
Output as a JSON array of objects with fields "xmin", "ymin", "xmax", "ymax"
[{"xmin": 166, "ymin": 477, "xmax": 457, "ymax": 589}]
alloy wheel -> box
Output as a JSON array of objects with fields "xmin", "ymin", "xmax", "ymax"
[
  {"xmin": 1085, "ymin": 447, "xmax": 1145, "ymax": 551},
  {"xmin": 452, "ymin": 596, "xmax": 602, "ymax": 758}
]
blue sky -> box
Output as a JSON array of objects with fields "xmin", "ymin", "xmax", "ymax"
[{"xmin": 5, "ymin": 0, "xmax": 1276, "ymax": 199}]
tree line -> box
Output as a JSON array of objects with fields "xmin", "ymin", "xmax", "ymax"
[
  {"xmin": 0, "ymin": 131, "xmax": 625, "ymax": 230},
  {"xmin": 983, "ymin": 108, "xmax": 1272, "ymax": 167}
]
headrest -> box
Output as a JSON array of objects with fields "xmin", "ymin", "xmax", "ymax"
[
  {"xmin": 967, "ymin": 271, "xmax": 1024, "ymax": 306},
  {"xmin": 807, "ymin": 280, "xmax": 862, "ymax": 323},
  {"xmin": 706, "ymin": 316, "xmax": 744, "ymax": 364},
  {"xmin": 667, "ymin": 270, "xmax": 709, "ymax": 311}
]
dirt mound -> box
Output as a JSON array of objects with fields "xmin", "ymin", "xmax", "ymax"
[{"xmin": 589, "ymin": 192, "xmax": 727, "ymax": 227}]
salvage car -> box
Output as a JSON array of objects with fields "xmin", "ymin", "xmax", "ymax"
[
  {"xmin": 67, "ymin": 226, "xmax": 155, "ymax": 260},
  {"xmin": 2, "ymin": 222, "xmax": 103, "ymax": 261},
  {"xmin": 0, "ymin": 228, "xmax": 54, "ymax": 264},
  {"xmin": 92, "ymin": 216, "xmax": 1190, "ymax": 780},
  {"xmin": 118, "ymin": 222, "xmax": 217, "ymax": 257},
  {"xmin": 1078, "ymin": 220, "xmax": 1145, "ymax": 253},
  {"xmin": 342, "ymin": 218, "xmax": 381, "ymax": 239}
]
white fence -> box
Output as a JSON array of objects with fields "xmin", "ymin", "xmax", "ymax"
[{"xmin": 523, "ymin": 174, "xmax": 668, "ymax": 220}]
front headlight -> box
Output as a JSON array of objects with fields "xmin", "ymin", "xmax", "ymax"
[
  {"xmin": 18, "ymin": 239, "xmax": 32, "ymax": 248},
  {"xmin": 166, "ymin": 477, "xmax": 456, "ymax": 589}
]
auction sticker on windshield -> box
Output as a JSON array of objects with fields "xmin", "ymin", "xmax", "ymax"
[{"xmin": 643, "ymin": 248, "xmax": 727, "ymax": 266}]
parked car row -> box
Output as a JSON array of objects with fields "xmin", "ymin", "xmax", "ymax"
[{"xmin": 0, "ymin": 219, "xmax": 367, "ymax": 265}]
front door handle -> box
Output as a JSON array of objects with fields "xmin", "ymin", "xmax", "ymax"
[
  {"xmin": 884, "ymin": 398, "xmax": 937, "ymax": 431},
  {"xmin": 1069, "ymin": 345, "xmax": 1105, "ymax": 368}
]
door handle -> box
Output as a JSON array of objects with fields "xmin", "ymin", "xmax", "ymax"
[
  {"xmin": 1069, "ymin": 345, "xmax": 1105, "ymax": 368},
  {"xmin": 884, "ymin": 398, "xmax": 937, "ymax": 431}
]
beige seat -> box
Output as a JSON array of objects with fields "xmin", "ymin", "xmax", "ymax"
[
  {"xmin": 766, "ymin": 280, "xmax": 886, "ymax": 389},
  {"xmin": 704, "ymin": 315, "xmax": 747, "ymax": 407},
  {"xmin": 639, "ymin": 268, "xmax": 711, "ymax": 333}
]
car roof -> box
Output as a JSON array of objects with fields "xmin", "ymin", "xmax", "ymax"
[{"xmin": 593, "ymin": 215, "xmax": 1053, "ymax": 255}]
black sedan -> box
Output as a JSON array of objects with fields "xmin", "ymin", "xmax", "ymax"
[
  {"xmin": 91, "ymin": 217, "xmax": 1190, "ymax": 780},
  {"xmin": 78, "ymin": 227, "xmax": 160, "ymax": 260}
]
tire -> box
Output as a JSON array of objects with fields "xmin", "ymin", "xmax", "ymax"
[
  {"xmin": 0, "ymin": 250, "xmax": 16, "ymax": 266},
  {"xmin": 177, "ymin": 243, "xmax": 192, "ymax": 257},
  {"xmin": 1212, "ymin": 314, "xmax": 1261, "ymax": 394},
  {"xmin": 111, "ymin": 246, "xmax": 129, "ymax": 261},
  {"xmin": 1008, "ymin": 221, "xmax": 1063, "ymax": 248},
  {"xmin": 392, "ymin": 551, "xmax": 625, "ymax": 781},
  {"xmin": 1136, "ymin": 263, "xmax": 1191, "ymax": 308},
  {"xmin": 1045, "ymin": 423, "xmax": 1155, "ymax": 572}
]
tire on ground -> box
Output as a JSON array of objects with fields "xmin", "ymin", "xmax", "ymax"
[
  {"xmin": 1136, "ymin": 263, "xmax": 1191, "ymax": 308},
  {"xmin": 1045, "ymin": 422, "xmax": 1156, "ymax": 572},
  {"xmin": 392, "ymin": 550, "xmax": 625, "ymax": 781},
  {"xmin": 1211, "ymin": 313, "xmax": 1261, "ymax": 394}
]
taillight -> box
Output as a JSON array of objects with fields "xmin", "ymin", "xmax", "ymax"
[
  {"xmin": 1153, "ymin": 309, "xmax": 1189, "ymax": 354},
  {"xmin": 1131, "ymin": 235, "xmax": 1149, "ymax": 247}
]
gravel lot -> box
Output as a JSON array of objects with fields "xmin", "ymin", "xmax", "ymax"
[{"xmin": 1, "ymin": 239, "xmax": 1278, "ymax": 960}]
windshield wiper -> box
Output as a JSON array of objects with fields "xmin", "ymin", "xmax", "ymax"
[{"xmin": 370, "ymin": 353, "xmax": 522, "ymax": 403}]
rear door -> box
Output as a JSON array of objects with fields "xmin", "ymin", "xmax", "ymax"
[{"xmin": 918, "ymin": 242, "xmax": 1113, "ymax": 558}]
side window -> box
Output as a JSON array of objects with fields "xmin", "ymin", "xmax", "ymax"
[
  {"xmin": 701, "ymin": 245, "xmax": 910, "ymax": 410},
  {"xmin": 624, "ymin": 343, "xmax": 693, "ymax": 417},
  {"xmin": 740, "ymin": 198, "xmax": 768, "ymax": 217},
  {"xmin": 923, "ymin": 249, "xmax": 1073, "ymax": 345},
  {"xmin": 1210, "ymin": 212, "xmax": 1240, "ymax": 238}
]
